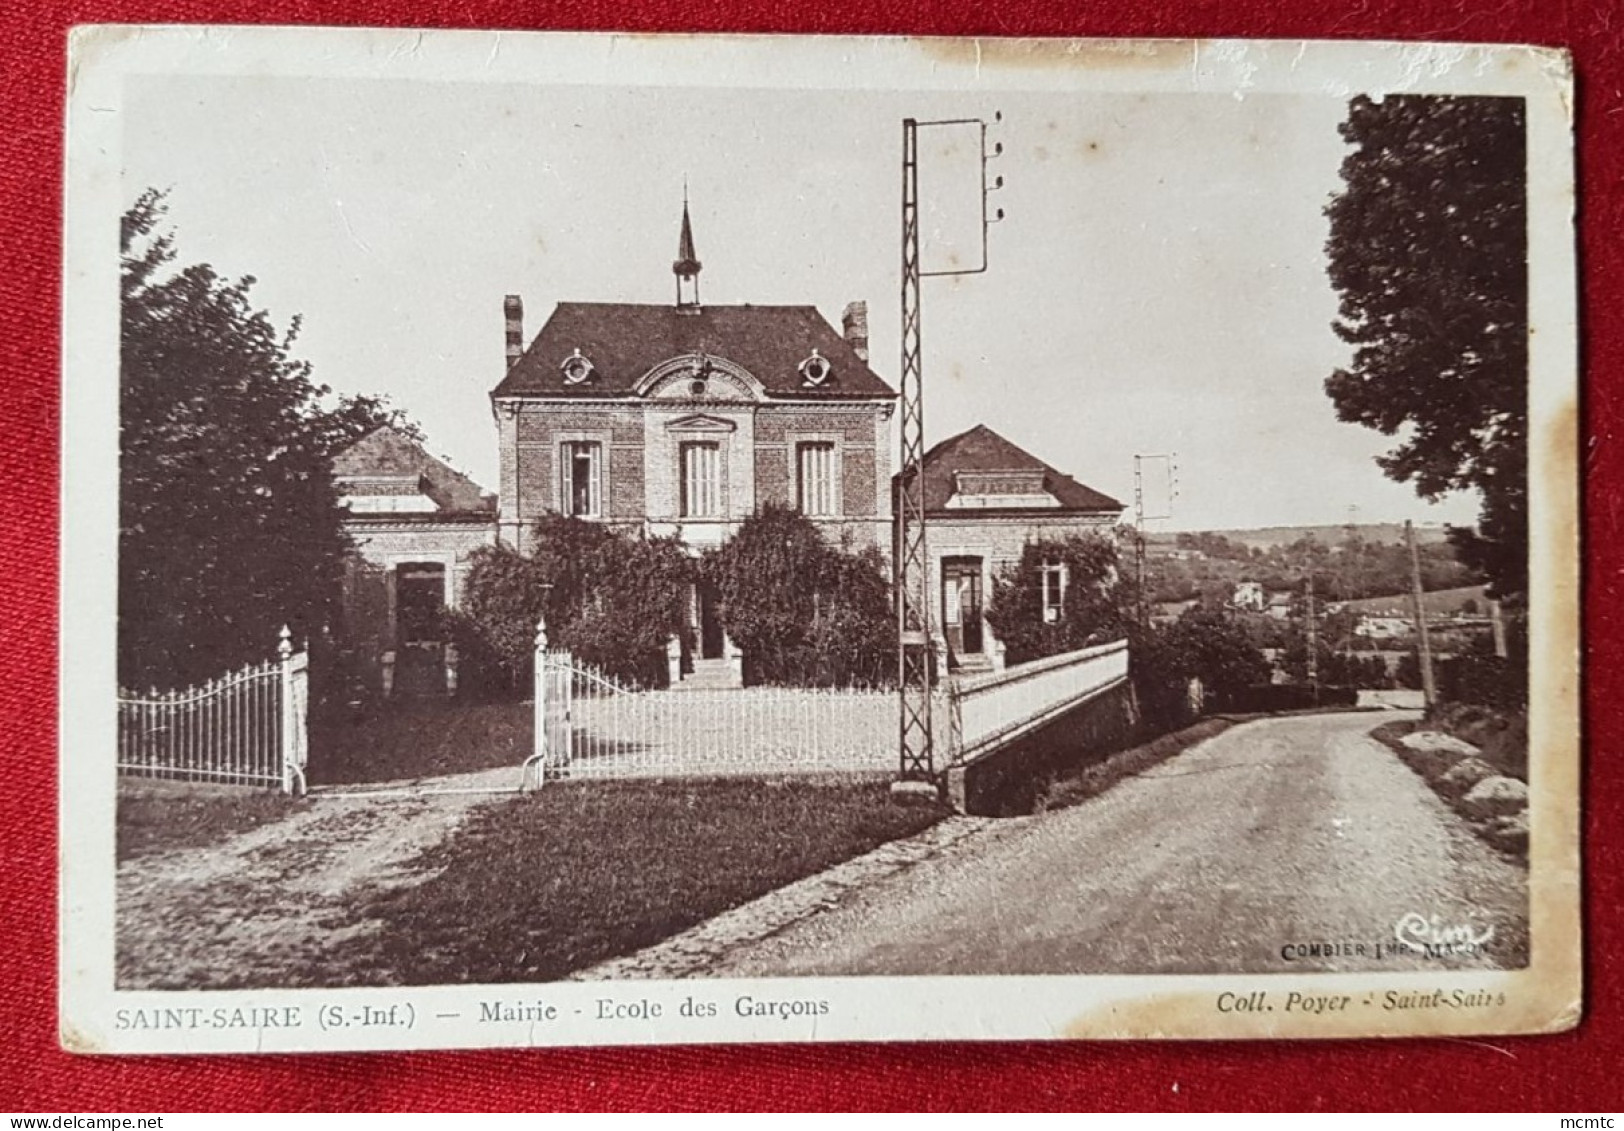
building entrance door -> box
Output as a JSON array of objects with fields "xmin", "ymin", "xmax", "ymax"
[
  {"xmin": 698, "ymin": 582, "xmax": 725, "ymax": 660},
  {"xmin": 942, "ymin": 557, "xmax": 984, "ymax": 658},
  {"xmin": 394, "ymin": 562, "xmax": 447, "ymax": 695}
]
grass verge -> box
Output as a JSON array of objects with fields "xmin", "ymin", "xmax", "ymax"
[
  {"xmin": 1037, "ymin": 717, "xmax": 1237, "ymax": 813},
  {"xmin": 363, "ymin": 777, "xmax": 946, "ymax": 983},
  {"xmin": 1370, "ymin": 720, "xmax": 1528, "ymax": 865},
  {"xmin": 117, "ymin": 779, "xmax": 303, "ymax": 863}
]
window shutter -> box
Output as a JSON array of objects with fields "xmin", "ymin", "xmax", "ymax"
[{"xmin": 590, "ymin": 444, "xmax": 603, "ymax": 517}]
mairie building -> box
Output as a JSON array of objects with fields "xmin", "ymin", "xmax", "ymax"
[{"xmin": 333, "ymin": 202, "xmax": 1122, "ymax": 689}]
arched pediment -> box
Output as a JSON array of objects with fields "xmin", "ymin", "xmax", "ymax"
[{"xmin": 635, "ymin": 353, "xmax": 766, "ymax": 402}]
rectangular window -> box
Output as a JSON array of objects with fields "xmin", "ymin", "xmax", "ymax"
[
  {"xmin": 1041, "ymin": 561, "xmax": 1068, "ymax": 624},
  {"xmin": 796, "ymin": 441, "xmax": 837, "ymax": 516},
  {"xmin": 680, "ymin": 441, "xmax": 721, "ymax": 518},
  {"xmin": 561, "ymin": 441, "xmax": 602, "ymax": 518}
]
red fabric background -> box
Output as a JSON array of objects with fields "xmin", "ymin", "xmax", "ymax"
[{"xmin": 2, "ymin": 0, "xmax": 1616, "ymax": 1113}]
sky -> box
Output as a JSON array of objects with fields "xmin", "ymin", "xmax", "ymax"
[{"xmin": 122, "ymin": 73, "xmax": 1484, "ymax": 532}]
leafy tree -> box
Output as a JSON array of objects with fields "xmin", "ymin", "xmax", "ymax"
[
  {"xmin": 1126, "ymin": 607, "xmax": 1271, "ymax": 727},
  {"xmin": 121, "ymin": 189, "xmax": 349, "ymax": 688},
  {"xmin": 705, "ymin": 505, "xmax": 895, "ymax": 687},
  {"xmin": 1154, "ymin": 606, "xmax": 1273, "ymax": 707},
  {"xmin": 984, "ymin": 533, "xmax": 1134, "ymax": 666},
  {"xmin": 1324, "ymin": 95, "xmax": 1527, "ymax": 599},
  {"xmin": 312, "ymin": 392, "xmax": 426, "ymax": 456}
]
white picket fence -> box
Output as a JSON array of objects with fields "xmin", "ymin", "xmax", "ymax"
[
  {"xmin": 528, "ymin": 647, "xmax": 892, "ymax": 782},
  {"xmin": 117, "ymin": 628, "xmax": 309, "ymax": 793}
]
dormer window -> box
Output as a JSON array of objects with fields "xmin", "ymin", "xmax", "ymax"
[
  {"xmin": 560, "ymin": 348, "xmax": 595, "ymax": 385},
  {"xmin": 799, "ymin": 349, "xmax": 832, "ymax": 387}
]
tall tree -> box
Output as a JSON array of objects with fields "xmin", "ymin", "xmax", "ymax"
[
  {"xmin": 120, "ymin": 189, "xmax": 350, "ymax": 687},
  {"xmin": 311, "ymin": 392, "xmax": 426, "ymax": 456},
  {"xmin": 1323, "ymin": 95, "xmax": 1527, "ymax": 599}
]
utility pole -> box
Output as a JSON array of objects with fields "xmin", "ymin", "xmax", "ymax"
[
  {"xmin": 1132, "ymin": 453, "xmax": 1177, "ymax": 629},
  {"xmin": 1405, "ymin": 520, "xmax": 1437, "ymax": 708},
  {"xmin": 895, "ymin": 113, "xmax": 1004, "ymax": 789},
  {"xmin": 1304, "ymin": 571, "xmax": 1319, "ymax": 704},
  {"xmin": 1133, "ymin": 456, "xmax": 1148, "ymax": 630}
]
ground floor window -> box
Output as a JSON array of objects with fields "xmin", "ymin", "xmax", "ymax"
[{"xmin": 1042, "ymin": 560, "xmax": 1068, "ymax": 624}]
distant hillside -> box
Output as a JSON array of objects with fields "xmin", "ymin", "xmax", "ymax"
[
  {"xmin": 1149, "ymin": 522, "xmax": 1453, "ymax": 550},
  {"xmin": 1136, "ymin": 523, "xmax": 1480, "ymax": 604}
]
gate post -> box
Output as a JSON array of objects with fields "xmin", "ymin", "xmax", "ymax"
[
  {"xmin": 278, "ymin": 625, "xmax": 309, "ymax": 795},
  {"xmin": 941, "ymin": 673, "xmax": 968, "ymax": 811},
  {"xmin": 526, "ymin": 613, "xmax": 549, "ymax": 791},
  {"xmin": 666, "ymin": 636, "xmax": 682, "ymax": 687}
]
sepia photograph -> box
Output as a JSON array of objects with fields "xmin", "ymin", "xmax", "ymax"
[{"xmin": 60, "ymin": 29, "xmax": 1579, "ymax": 1051}]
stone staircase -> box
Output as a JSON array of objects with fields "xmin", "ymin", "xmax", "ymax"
[
  {"xmin": 676, "ymin": 657, "xmax": 742, "ymax": 691},
  {"xmin": 952, "ymin": 654, "xmax": 996, "ymax": 677}
]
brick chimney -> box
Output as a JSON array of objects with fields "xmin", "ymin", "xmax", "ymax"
[
  {"xmin": 841, "ymin": 300, "xmax": 869, "ymax": 362},
  {"xmin": 503, "ymin": 294, "xmax": 524, "ymax": 370}
]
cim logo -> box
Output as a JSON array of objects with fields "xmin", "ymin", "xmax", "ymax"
[{"xmin": 1393, "ymin": 912, "xmax": 1495, "ymax": 957}]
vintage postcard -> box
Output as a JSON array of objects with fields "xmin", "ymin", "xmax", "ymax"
[{"xmin": 60, "ymin": 28, "xmax": 1580, "ymax": 1052}]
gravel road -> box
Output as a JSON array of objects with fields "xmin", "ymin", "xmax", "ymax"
[
  {"xmin": 706, "ymin": 711, "xmax": 1529, "ymax": 977},
  {"xmin": 117, "ymin": 789, "xmax": 497, "ymax": 989}
]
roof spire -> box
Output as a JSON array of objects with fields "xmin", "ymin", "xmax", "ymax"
[{"xmin": 674, "ymin": 183, "xmax": 701, "ymax": 309}]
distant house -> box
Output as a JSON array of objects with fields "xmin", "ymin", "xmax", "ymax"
[
  {"xmin": 333, "ymin": 425, "xmax": 498, "ymax": 693},
  {"xmin": 1265, "ymin": 591, "xmax": 1295, "ymax": 620},
  {"xmin": 1231, "ymin": 580, "xmax": 1266, "ymax": 612},
  {"xmin": 1354, "ymin": 614, "xmax": 1413, "ymax": 641},
  {"xmin": 897, "ymin": 424, "xmax": 1124, "ymax": 671}
]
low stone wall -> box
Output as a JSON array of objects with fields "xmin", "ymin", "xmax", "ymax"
[{"xmin": 946, "ymin": 680, "xmax": 1138, "ymax": 816}]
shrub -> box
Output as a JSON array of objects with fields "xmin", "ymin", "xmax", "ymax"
[
  {"xmin": 1129, "ymin": 606, "xmax": 1274, "ymax": 731},
  {"xmin": 1436, "ymin": 652, "xmax": 1527, "ymax": 712},
  {"xmin": 984, "ymin": 533, "xmax": 1134, "ymax": 667},
  {"xmin": 458, "ymin": 544, "xmax": 549, "ymax": 691},
  {"xmin": 458, "ymin": 516, "xmax": 693, "ymax": 691},
  {"xmin": 706, "ymin": 506, "xmax": 896, "ymax": 688}
]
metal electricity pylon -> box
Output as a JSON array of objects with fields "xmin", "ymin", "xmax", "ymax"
[{"xmin": 896, "ymin": 113, "xmax": 1004, "ymax": 786}]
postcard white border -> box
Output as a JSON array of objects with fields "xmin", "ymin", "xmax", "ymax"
[{"xmin": 61, "ymin": 27, "xmax": 1580, "ymax": 1053}]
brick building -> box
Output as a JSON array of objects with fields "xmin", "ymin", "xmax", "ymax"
[
  {"xmin": 333, "ymin": 425, "xmax": 498, "ymax": 693},
  {"xmin": 490, "ymin": 201, "xmax": 897, "ymax": 683},
  {"xmin": 333, "ymin": 205, "xmax": 1122, "ymax": 692},
  {"xmin": 899, "ymin": 424, "xmax": 1124, "ymax": 672}
]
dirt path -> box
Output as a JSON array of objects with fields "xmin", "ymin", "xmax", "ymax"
[
  {"xmin": 117, "ymin": 781, "xmax": 507, "ymax": 989},
  {"xmin": 704, "ymin": 711, "xmax": 1529, "ymax": 977}
]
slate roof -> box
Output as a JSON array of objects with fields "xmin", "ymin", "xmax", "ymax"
[
  {"xmin": 332, "ymin": 425, "xmax": 496, "ymax": 517},
  {"xmin": 491, "ymin": 302, "xmax": 897, "ymax": 400},
  {"xmin": 899, "ymin": 424, "xmax": 1124, "ymax": 516}
]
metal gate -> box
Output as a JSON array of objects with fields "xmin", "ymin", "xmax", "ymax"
[{"xmin": 527, "ymin": 647, "xmax": 893, "ymax": 781}]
